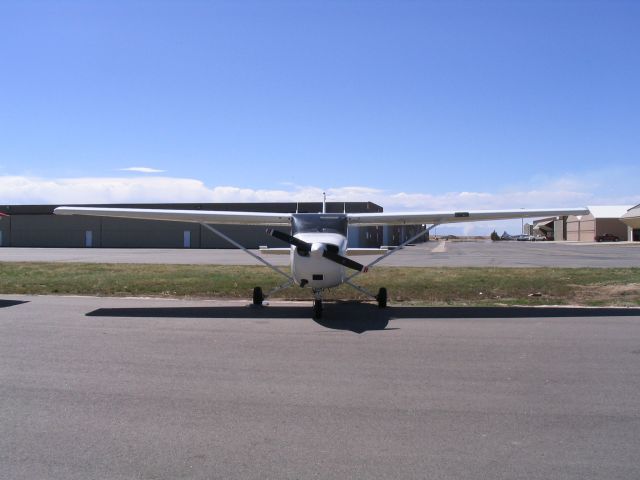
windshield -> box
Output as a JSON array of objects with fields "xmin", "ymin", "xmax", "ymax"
[{"xmin": 292, "ymin": 214, "xmax": 348, "ymax": 235}]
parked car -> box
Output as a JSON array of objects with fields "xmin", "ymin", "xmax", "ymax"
[{"xmin": 595, "ymin": 233, "xmax": 620, "ymax": 242}]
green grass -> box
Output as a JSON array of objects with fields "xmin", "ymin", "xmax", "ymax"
[{"xmin": 1, "ymin": 263, "xmax": 639, "ymax": 307}]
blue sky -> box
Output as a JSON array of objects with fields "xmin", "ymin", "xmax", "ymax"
[{"xmin": 1, "ymin": 1, "xmax": 638, "ymax": 231}]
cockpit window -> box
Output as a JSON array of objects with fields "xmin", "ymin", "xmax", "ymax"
[{"xmin": 292, "ymin": 214, "xmax": 348, "ymax": 235}]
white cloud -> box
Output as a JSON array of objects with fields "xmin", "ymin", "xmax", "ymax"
[
  {"xmin": 119, "ymin": 167, "xmax": 166, "ymax": 173},
  {"xmin": 0, "ymin": 174, "xmax": 636, "ymax": 209}
]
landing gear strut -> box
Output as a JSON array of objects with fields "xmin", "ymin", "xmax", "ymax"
[
  {"xmin": 344, "ymin": 280, "xmax": 388, "ymax": 309},
  {"xmin": 312, "ymin": 289, "xmax": 324, "ymax": 319}
]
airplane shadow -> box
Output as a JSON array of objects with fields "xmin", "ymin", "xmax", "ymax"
[
  {"xmin": 87, "ymin": 302, "xmax": 392, "ymax": 333},
  {"xmin": 85, "ymin": 303, "xmax": 640, "ymax": 334},
  {"xmin": 0, "ymin": 299, "xmax": 28, "ymax": 309}
]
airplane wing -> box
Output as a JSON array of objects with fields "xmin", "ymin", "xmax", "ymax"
[
  {"xmin": 54, "ymin": 206, "xmax": 292, "ymax": 225},
  {"xmin": 347, "ymin": 208, "xmax": 590, "ymax": 226}
]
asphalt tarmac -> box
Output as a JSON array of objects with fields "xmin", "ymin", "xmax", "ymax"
[
  {"xmin": 1, "ymin": 240, "xmax": 639, "ymax": 267},
  {"xmin": 2, "ymin": 295, "xmax": 640, "ymax": 479}
]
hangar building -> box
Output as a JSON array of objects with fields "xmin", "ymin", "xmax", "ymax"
[
  {"xmin": 621, "ymin": 204, "xmax": 640, "ymax": 242},
  {"xmin": 526, "ymin": 205, "xmax": 639, "ymax": 242},
  {"xmin": 566, "ymin": 205, "xmax": 633, "ymax": 242},
  {"xmin": 0, "ymin": 202, "xmax": 422, "ymax": 249},
  {"xmin": 530, "ymin": 217, "xmax": 568, "ymax": 240}
]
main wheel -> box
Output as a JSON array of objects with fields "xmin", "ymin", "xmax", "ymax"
[
  {"xmin": 313, "ymin": 299, "xmax": 323, "ymax": 319},
  {"xmin": 376, "ymin": 287, "xmax": 387, "ymax": 308},
  {"xmin": 252, "ymin": 286, "xmax": 264, "ymax": 305}
]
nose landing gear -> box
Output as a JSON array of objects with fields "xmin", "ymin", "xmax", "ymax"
[
  {"xmin": 313, "ymin": 299, "xmax": 323, "ymax": 319},
  {"xmin": 312, "ymin": 290, "xmax": 324, "ymax": 319}
]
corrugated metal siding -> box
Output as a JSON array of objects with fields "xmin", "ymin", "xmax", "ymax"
[
  {"xmin": 0, "ymin": 218, "xmax": 9, "ymax": 247},
  {"xmin": 10, "ymin": 215, "xmax": 101, "ymax": 248}
]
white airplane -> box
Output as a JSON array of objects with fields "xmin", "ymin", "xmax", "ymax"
[{"xmin": 54, "ymin": 200, "xmax": 589, "ymax": 319}]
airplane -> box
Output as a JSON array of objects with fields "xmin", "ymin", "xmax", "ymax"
[{"xmin": 54, "ymin": 200, "xmax": 589, "ymax": 319}]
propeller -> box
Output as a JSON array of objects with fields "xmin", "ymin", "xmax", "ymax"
[
  {"xmin": 322, "ymin": 249, "xmax": 368, "ymax": 272},
  {"xmin": 266, "ymin": 229, "xmax": 368, "ymax": 272},
  {"xmin": 266, "ymin": 228, "xmax": 311, "ymax": 255}
]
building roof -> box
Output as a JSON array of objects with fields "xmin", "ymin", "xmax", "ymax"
[
  {"xmin": 622, "ymin": 204, "xmax": 640, "ymax": 219},
  {"xmin": 532, "ymin": 217, "xmax": 556, "ymax": 225},
  {"xmin": 587, "ymin": 205, "xmax": 633, "ymax": 219}
]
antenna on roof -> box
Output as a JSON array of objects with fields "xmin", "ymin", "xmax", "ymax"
[{"xmin": 322, "ymin": 192, "xmax": 326, "ymax": 213}]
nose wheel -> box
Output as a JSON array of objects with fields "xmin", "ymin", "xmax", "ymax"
[{"xmin": 313, "ymin": 299, "xmax": 323, "ymax": 319}]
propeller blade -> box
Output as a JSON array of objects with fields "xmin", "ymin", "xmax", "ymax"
[
  {"xmin": 266, "ymin": 228, "xmax": 312, "ymax": 253},
  {"xmin": 323, "ymin": 250, "xmax": 369, "ymax": 272}
]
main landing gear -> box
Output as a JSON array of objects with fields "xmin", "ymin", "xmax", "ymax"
[
  {"xmin": 309, "ymin": 286, "xmax": 387, "ymax": 320},
  {"xmin": 253, "ymin": 286, "xmax": 264, "ymax": 305},
  {"xmin": 252, "ymin": 285, "xmax": 387, "ymax": 319},
  {"xmin": 253, "ymin": 282, "xmax": 387, "ymax": 320},
  {"xmin": 376, "ymin": 287, "xmax": 387, "ymax": 309}
]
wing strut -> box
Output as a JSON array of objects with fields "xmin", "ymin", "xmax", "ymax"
[
  {"xmin": 200, "ymin": 223, "xmax": 294, "ymax": 283},
  {"xmin": 347, "ymin": 223, "xmax": 440, "ymax": 281}
]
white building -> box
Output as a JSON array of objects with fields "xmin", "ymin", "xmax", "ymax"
[
  {"xmin": 621, "ymin": 204, "xmax": 640, "ymax": 241},
  {"xmin": 566, "ymin": 205, "xmax": 633, "ymax": 242}
]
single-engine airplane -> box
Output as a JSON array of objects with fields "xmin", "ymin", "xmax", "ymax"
[{"xmin": 54, "ymin": 200, "xmax": 589, "ymax": 318}]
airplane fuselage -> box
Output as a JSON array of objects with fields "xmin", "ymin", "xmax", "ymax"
[
  {"xmin": 290, "ymin": 232, "xmax": 348, "ymax": 289},
  {"xmin": 288, "ymin": 213, "xmax": 349, "ymax": 290}
]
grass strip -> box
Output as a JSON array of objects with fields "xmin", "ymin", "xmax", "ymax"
[{"xmin": 1, "ymin": 263, "xmax": 639, "ymax": 307}]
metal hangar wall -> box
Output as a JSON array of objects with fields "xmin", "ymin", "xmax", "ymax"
[{"xmin": 0, "ymin": 202, "xmax": 385, "ymax": 249}]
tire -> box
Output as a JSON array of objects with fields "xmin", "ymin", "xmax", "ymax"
[
  {"xmin": 252, "ymin": 286, "xmax": 264, "ymax": 305},
  {"xmin": 377, "ymin": 287, "xmax": 387, "ymax": 309},
  {"xmin": 313, "ymin": 300, "xmax": 323, "ymax": 319}
]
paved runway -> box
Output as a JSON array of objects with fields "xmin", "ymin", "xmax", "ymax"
[
  {"xmin": 1, "ymin": 240, "xmax": 639, "ymax": 267},
  {"xmin": 2, "ymin": 295, "xmax": 640, "ymax": 479}
]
